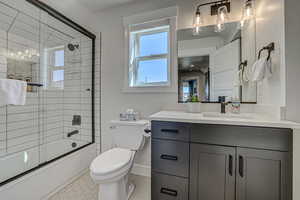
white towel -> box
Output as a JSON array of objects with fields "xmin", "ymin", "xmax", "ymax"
[
  {"xmin": 250, "ymin": 56, "xmax": 273, "ymax": 82},
  {"xmin": 0, "ymin": 79, "xmax": 27, "ymax": 106}
]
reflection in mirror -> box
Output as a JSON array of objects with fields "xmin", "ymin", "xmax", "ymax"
[{"xmin": 178, "ymin": 21, "xmax": 257, "ymax": 103}]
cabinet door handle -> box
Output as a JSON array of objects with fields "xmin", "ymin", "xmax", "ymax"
[
  {"xmin": 161, "ymin": 129, "xmax": 179, "ymax": 134},
  {"xmin": 160, "ymin": 154, "xmax": 178, "ymax": 161},
  {"xmin": 229, "ymin": 154, "xmax": 233, "ymax": 176},
  {"xmin": 239, "ymin": 155, "xmax": 244, "ymax": 178},
  {"xmin": 160, "ymin": 187, "xmax": 178, "ymax": 197}
]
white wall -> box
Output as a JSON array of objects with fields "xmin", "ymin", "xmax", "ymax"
[
  {"xmin": 285, "ymin": 0, "xmax": 300, "ymax": 123},
  {"xmin": 255, "ymin": 0, "xmax": 285, "ymax": 107}
]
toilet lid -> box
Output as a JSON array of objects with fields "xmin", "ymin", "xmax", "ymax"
[{"xmin": 90, "ymin": 148, "xmax": 133, "ymax": 175}]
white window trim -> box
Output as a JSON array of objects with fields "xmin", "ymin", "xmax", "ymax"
[
  {"xmin": 130, "ymin": 25, "xmax": 170, "ymax": 87},
  {"xmin": 123, "ymin": 6, "xmax": 178, "ymax": 93}
]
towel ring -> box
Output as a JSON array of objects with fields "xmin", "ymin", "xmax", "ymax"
[{"xmin": 258, "ymin": 42, "xmax": 275, "ymax": 61}]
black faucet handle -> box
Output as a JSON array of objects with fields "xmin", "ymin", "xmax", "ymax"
[{"xmin": 219, "ymin": 96, "xmax": 227, "ymax": 103}]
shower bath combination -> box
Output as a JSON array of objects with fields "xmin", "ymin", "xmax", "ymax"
[{"xmin": 0, "ymin": 0, "xmax": 96, "ymax": 186}]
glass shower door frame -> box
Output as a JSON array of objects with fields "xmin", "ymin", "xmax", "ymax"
[{"xmin": 0, "ymin": 0, "xmax": 96, "ymax": 186}]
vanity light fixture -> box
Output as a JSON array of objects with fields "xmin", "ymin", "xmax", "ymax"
[
  {"xmin": 215, "ymin": 5, "xmax": 229, "ymax": 32},
  {"xmin": 240, "ymin": 0, "xmax": 255, "ymax": 28},
  {"xmin": 193, "ymin": 0, "xmax": 230, "ymax": 34},
  {"xmin": 242, "ymin": 0, "xmax": 254, "ymax": 20}
]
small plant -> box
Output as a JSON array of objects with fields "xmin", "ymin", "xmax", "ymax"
[{"xmin": 191, "ymin": 95, "xmax": 200, "ymax": 102}]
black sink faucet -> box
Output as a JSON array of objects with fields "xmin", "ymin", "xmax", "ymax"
[{"xmin": 219, "ymin": 96, "xmax": 228, "ymax": 114}]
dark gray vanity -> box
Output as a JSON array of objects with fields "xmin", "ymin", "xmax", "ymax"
[{"xmin": 151, "ymin": 121, "xmax": 293, "ymax": 200}]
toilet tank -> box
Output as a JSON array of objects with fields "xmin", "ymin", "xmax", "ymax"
[{"xmin": 110, "ymin": 120, "xmax": 150, "ymax": 150}]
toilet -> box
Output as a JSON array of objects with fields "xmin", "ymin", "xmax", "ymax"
[{"xmin": 90, "ymin": 120, "xmax": 150, "ymax": 200}]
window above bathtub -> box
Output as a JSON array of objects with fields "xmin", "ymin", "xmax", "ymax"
[{"xmin": 123, "ymin": 6, "xmax": 178, "ymax": 93}]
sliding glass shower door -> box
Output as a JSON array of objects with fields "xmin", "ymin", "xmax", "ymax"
[{"xmin": 0, "ymin": 0, "xmax": 94, "ymax": 185}]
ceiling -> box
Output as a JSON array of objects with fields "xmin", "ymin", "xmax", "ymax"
[
  {"xmin": 77, "ymin": 0, "xmax": 136, "ymax": 11},
  {"xmin": 178, "ymin": 56, "xmax": 209, "ymax": 73}
]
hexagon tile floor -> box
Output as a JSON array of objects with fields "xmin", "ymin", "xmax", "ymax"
[{"xmin": 47, "ymin": 172, "xmax": 151, "ymax": 200}]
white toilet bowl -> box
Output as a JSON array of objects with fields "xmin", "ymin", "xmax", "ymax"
[
  {"xmin": 90, "ymin": 120, "xmax": 150, "ymax": 200},
  {"xmin": 90, "ymin": 148, "xmax": 136, "ymax": 200}
]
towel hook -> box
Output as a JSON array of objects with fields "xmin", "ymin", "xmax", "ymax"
[{"xmin": 258, "ymin": 42, "xmax": 275, "ymax": 61}]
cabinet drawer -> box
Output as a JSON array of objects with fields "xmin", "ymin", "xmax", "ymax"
[
  {"xmin": 152, "ymin": 139, "xmax": 189, "ymax": 177},
  {"xmin": 152, "ymin": 172, "xmax": 188, "ymax": 200},
  {"xmin": 151, "ymin": 121, "xmax": 190, "ymax": 142},
  {"xmin": 191, "ymin": 124, "xmax": 292, "ymax": 151}
]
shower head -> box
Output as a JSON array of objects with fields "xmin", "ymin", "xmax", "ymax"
[{"xmin": 67, "ymin": 43, "xmax": 79, "ymax": 51}]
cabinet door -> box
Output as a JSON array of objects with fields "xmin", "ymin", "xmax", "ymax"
[
  {"xmin": 190, "ymin": 144, "xmax": 236, "ymax": 200},
  {"xmin": 236, "ymin": 148, "xmax": 290, "ymax": 200}
]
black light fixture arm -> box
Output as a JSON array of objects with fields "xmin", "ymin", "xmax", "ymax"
[{"xmin": 196, "ymin": 0, "xmax": 229, "ymax": 10}]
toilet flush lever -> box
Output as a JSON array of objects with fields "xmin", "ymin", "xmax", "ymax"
[
  {"xmin": 144, "ymin": 128, "xmax": 151, "ymax": 138},
  {"xmin": 144, "ymin": 128, "xmax": 151, "ymax": 134}
]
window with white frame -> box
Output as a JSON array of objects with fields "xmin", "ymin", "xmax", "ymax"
[
  {"xmin": 128, "ymin": 21, "xmax": 171, "ymax": 87},
  {"xmin": 46, "ymin": 46, "xmax": 65, "ymax": 89}
]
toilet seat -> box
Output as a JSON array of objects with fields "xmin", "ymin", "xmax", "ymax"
[{"xmin": 90, "ymin": 148, "xmax": 134, "ymax": 182}]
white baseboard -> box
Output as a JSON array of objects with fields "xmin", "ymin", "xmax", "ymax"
[
  {"xmin": 131, "ymin": 163, "xmax": 151, "ymax": 177},
  {"xmin": 43, "ymin": 168, "xmax": 89, "ymax": 200}
]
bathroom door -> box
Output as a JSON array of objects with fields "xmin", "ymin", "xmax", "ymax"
[{"xmin": 210, "ymin": 39, "xmax": 240, "ymax": 101}]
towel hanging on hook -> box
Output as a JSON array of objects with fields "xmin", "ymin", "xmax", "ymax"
[
  {"xmin": 238, "ymin": 60, "xmax": 249, "ymax": 84},
  {"xmin": 258, "ymin": 42, "xmax": 275, "ymax": 61}
]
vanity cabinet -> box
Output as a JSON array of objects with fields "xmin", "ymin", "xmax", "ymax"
[
  {"xmin": 236, "ymin": 148, "xmax": 289, "ymax": 200},
  {"xmin": 190, "ymin": 144, "xmax": 289, "ymax": 200},
  {"xmin": 151, "ymin": 121, "xmax": 292, "ymax": 200},
  {"xmin": 189, "ymin": 144, "xmax": 236, "ymax": 200}
]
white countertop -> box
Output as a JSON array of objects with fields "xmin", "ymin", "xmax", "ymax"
[{"xmin": 149, "ymin": 111, "xmax": 300, "ymax": 129}]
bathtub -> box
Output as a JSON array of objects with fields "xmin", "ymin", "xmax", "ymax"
[{"xmin": 0, "ymin": 139, "xmax": 88, "ymax": 183}]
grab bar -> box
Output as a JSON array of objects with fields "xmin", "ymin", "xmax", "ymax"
[{"xmin": 67, "ymin": 130, "xmax": 79, "ymax": 137}]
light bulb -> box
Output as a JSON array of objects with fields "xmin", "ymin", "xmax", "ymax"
[
  {"xmin": 24, "ymin": 152, "xmax": 28, "ymax": 163},
  {"xmin": 240, "ymin": 18, "xmax": 245, "ymax": 28},
  {"xmin": 243, "ymin": 0, "xmax": 254, "ymax": 20},
  {"xmin": 193, "ymin": 26, "xmax": 201, "ymax": 35},
  {"xmin": 193, "ymin": 8, "xmax": 203, "ymax": 35},
  {"xmin": 215, "ymin": 22, "xmax": 225, "ymax": 32}
]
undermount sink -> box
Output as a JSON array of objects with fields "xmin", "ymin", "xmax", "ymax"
[{"xmin": 201, "ymin": 112, "xmax": 255, "ymax": 119}]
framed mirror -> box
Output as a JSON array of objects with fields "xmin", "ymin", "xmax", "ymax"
[{"xmin": 177, "ymin": 21, "xmax": 257, "ymax": 103}]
